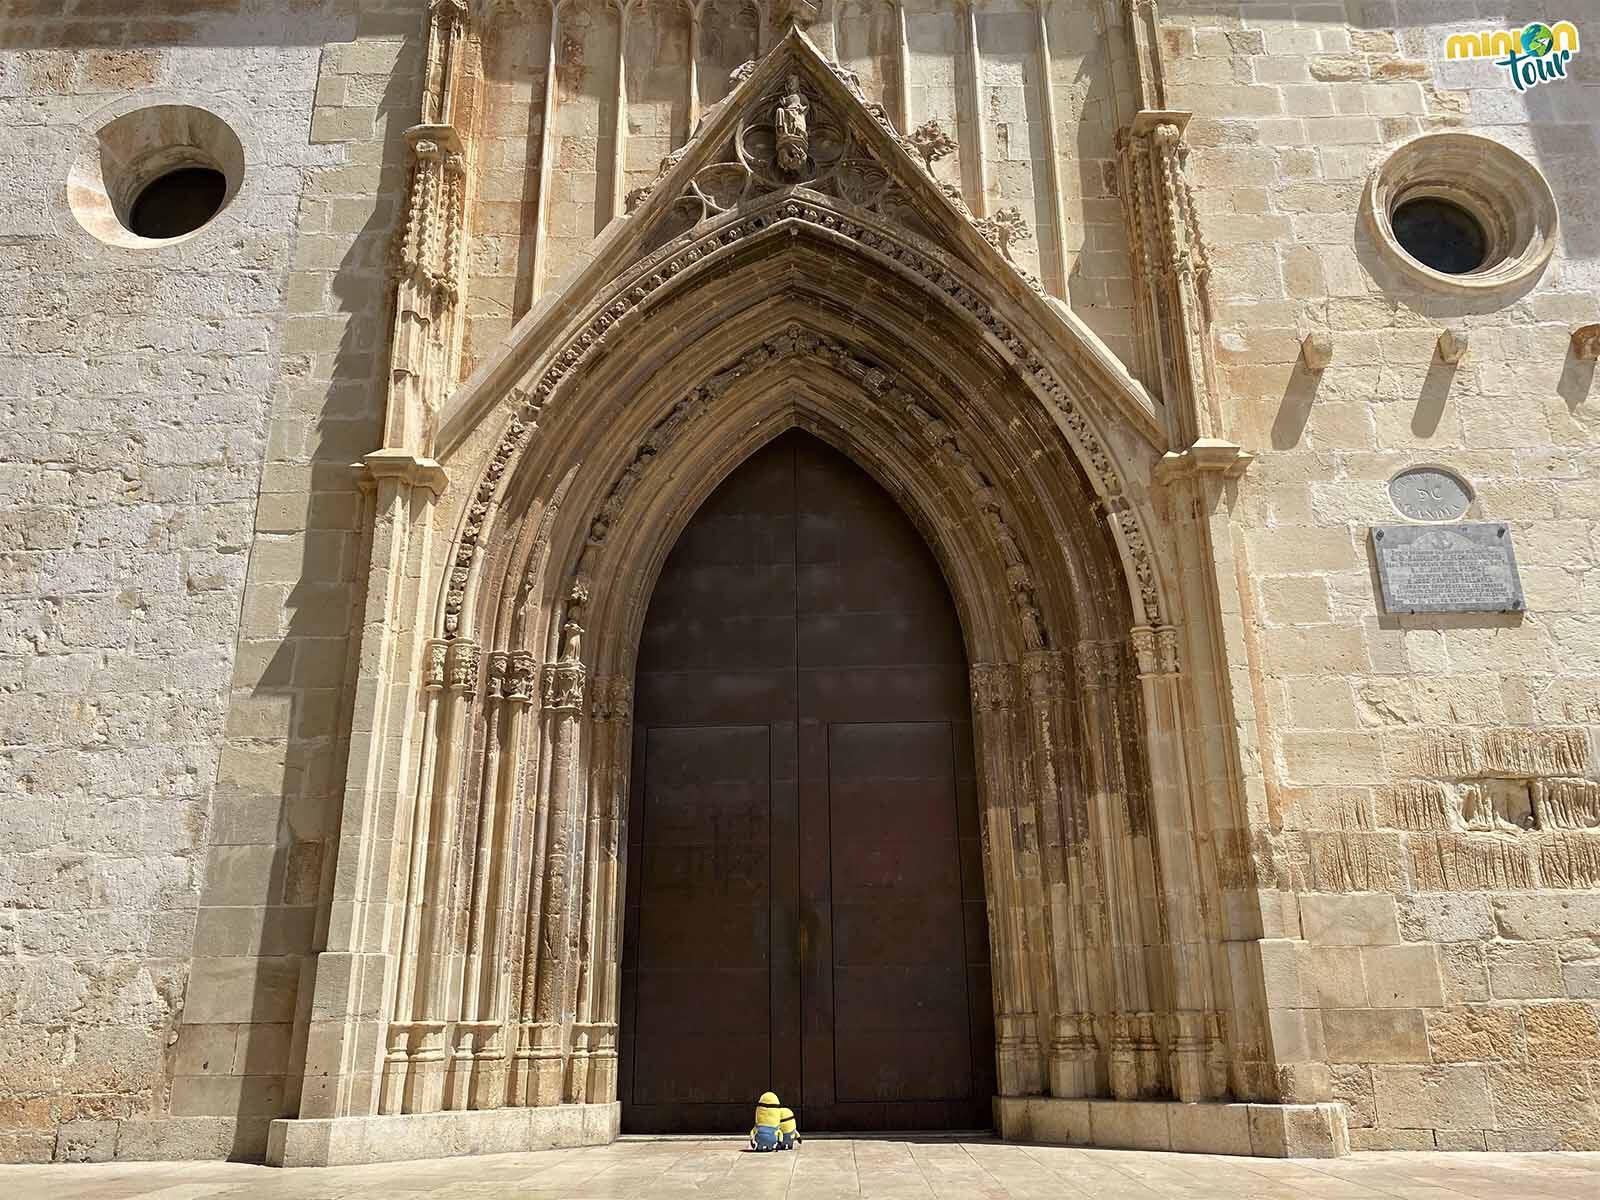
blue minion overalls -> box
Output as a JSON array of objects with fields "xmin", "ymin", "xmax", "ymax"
[{"xmin": 749, "ymin": 1092, "xmax": 799, "ymax": 1150}]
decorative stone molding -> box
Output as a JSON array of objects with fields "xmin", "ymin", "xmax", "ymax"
[
  {"xmin": 974, "ymin": 205, "xmax": 1033, "ymax": 266},
  {"xmin": 1362, "ymin": 132, "xmax": 1558, "ymax": 296},
  {"xmin": 1022, "ymin": 647, "xmax": 1069, "ymax": 700}
]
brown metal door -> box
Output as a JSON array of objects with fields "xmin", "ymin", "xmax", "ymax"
[{"xmin": 621, "ymin": 431, "xmax": 993, "ymax": 1132}]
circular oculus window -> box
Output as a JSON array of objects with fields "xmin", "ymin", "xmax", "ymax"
[
  {"xmin": 67, "ymin": 104, "xmax": 244, "ymax": 248},
  {"xmin": 1363, "ymin": 133, "xmax": 1557, "ymax": 295}
]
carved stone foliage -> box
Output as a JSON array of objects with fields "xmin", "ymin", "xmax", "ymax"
[
  {"xmin": 975, "ymin": 205, "xmax": 1033, "ymax": 265},
  {"xmin": 909, "ymin": 118, "xmax": 957, "ymax": 172},
  {"xmin": 445, "ymin": 189, "xmax": 1165, "ymax": 641},
  {"xmin": 633, "ymin": 70, "xmax": 929, "ymax": 237}
]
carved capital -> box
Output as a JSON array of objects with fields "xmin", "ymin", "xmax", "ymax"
[
  {"xmin": 1131, "ymin": 625, "xmax": 1180, "ymax": 678},
  {"xmin": 1021, "ymin": 649, "xmax": 1069, "ymax": 700},
  {"xmin": 1074, "ymin": 639, "xmax": 1122, "ymax": 691},
  {"xmin": 543, "ymin": 660, "xmax": 587, "ymax": 711},
  {"xmin": 591, "ymin": 676, "xmax": 634, "ymax": 723},
  {"xmin": 486, "ymin": 650, "xmax": 510, "ymax": 700},
  {"xmin": 446, "ymin": 638, "xmax": 481, "ymax": 692},
  {"xmin": 423, "ymin": 638, "xmax": 448, "ymax": 690},
  {"xmin": 505, "ymin": 651, "xmax": 538, "ymax": 704},
  {"xmin": 970, "ymin": 662, "xmax": 1019, "ymax": 713}
]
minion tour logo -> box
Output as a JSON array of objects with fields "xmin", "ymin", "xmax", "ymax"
[{"xmin": 1446, "ymin": 20, "xmax": 1580, "ymax": 91}]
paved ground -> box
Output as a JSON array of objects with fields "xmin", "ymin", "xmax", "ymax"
[{"xmin": 4, "ymin": 1137, "xmax": 1600, "ymax": 1199}]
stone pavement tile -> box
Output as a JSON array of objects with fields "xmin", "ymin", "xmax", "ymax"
[
  {"xmin": 1112, "ymin": 1152, "xmax": 1327, "ymax": 1200},
  {"xmin": 851, "ymin": 1138, "xmax": 938, "ymax": 1198},
  {"xmin": 1016, "ymin": 1144, "xmax": 1173, "ymax": 1197},
  {"xmin": 906, "ymin": 1140, "xmax": 1011, "ymax": 1198},
  {"xmin": 7, "ymin": 1143, "xmax": 1600, "ymax": 1199},
  {"xmin": 959, "ymin": 1140, "xmax": 1099, "ymax": 1199}
]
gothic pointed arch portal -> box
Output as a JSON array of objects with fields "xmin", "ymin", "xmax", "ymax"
[
  {"xmin": 269, "ymin": 28, "xmax": 1353, "ymax": 1168},
  {"xmin": 621, "ymin": 429, "xmax": 996, "ymax": 1133},
  {"xmin": 357, "ymin": 292, "xmax": 1240, "ymax": 1131}
]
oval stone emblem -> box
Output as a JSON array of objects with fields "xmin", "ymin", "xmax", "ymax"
[{"xmin": 1389, "ymin": 466, "xmax": 1472, "ymax": 522}]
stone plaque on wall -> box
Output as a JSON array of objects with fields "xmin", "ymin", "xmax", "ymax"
[
  {"xmin": 1389, "ymin": 465, "xmax": 1471, "ymax": 521},
  {"xmin": 1371, "ymin": 523, "xmax": 1524, "ymax": 614}
]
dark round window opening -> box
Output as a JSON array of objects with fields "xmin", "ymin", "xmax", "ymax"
[
  {"xmin": 128, "ymin": 166, "xmax": 227, "ymax": 239},
  {"xmin": 1390, "ymin": 197, "xmax": 1488, "ymax": 275}
]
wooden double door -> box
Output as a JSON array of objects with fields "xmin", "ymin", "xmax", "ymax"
[{"xmin": 619, "ymin": 431, "xmax": 995, "ymax": 1133}]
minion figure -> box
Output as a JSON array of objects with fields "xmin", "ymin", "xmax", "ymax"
[{"xmin": 749, "ymin": 1091, "xmax": 799, "ymax": 1151}]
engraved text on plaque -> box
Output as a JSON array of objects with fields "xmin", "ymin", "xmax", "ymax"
[{"xmin": 1371, "ymin": 523, "xmax": 1524, "ymax": 614}]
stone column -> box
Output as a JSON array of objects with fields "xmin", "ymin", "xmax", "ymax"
[
  {"xmin": 971, "ymin": 662, "xmax": 1043, "ymax": 1097},
  {"xmin": 568, "ymin": 676, "xmax": 631, "ymax": 1102},
  {"xmin": 525, "ymin": 656, "xmax": 587, "ymax": 1105},
  {"xmin": 1074, "ymin": 638, "xmax": 1158, "ymax": 1099},
  {"xmin": 1023, "ymin": 649, "xmax": 1097, "ymax": 1098},
  {"xmin": 1131, "ymin": 622, "xmax": 1219, "ymax": 1102}
]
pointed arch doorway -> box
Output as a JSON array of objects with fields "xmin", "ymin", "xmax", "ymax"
[{"xmin": 619, "ymin": 430, "xmax": 996, "ymax": 1134}]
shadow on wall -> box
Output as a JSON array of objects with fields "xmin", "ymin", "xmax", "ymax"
[
  {"xmin": 1557, "ymin": 346, "xmax": 1596, "ymax": 412},
  {"xmin": 174, "ymin": 16, "xmax": 425, "ymax": 1161},
  {"xmin": 1271, "ymin": 361, "xmax": 1322, "ymax": 450}
]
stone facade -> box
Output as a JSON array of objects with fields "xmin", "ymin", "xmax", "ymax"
[{"xmin": 0, "ymin": 0, "xmax": 1595, "ymax": 1167}]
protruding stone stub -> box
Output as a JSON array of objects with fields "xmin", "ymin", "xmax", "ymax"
[
  {"xmin": 1437, "ymin": 328, "xmax": 1469, "ymax": 364},
  {"xmin": 1573, "ymin": 323, "xmax": 1600, "ymax": 360},
  {"xmin": 1300, "ymin": 331, "xmax": 1334, "ymax": 370}
]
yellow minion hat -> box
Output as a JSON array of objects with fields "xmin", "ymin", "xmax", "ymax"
[{"xmin": 758, "ymin": 1091, "xmax": 779, "ymax": 1105}]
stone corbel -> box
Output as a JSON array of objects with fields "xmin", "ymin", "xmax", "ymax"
[
  {"xmin": 359, "ymin": 449, "xmax": 449, "ymax": 497},
  {"xmin": 1151, "ymin": 437, "xmax": 1253, "ymax": 487}
]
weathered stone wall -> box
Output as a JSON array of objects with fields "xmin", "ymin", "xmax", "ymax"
[
  {"xmin": 1165, "ymin": 0, "xmax": 1600, "ymax": 1150},
  {"xmin": 0, "ymin": 0, "xmax": 423, "ymax": 1164}
]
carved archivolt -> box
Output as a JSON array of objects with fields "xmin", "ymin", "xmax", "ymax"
[
  {"xmin": 904, "ymin": 399, "xmax": 1050, "ymax": 651},
  {"xmin": 443, "ymin": 193, "xmax": 1165, "ymax": 640}
]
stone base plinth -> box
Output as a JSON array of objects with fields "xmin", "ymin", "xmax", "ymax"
[
  {"xmin": 265, "ymin": 1101, "xmax": 619, "ymax": 1167},
  {"xmin": 994, "ymin": 1096, "xmax": 1349, "ymax": 1158}
]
